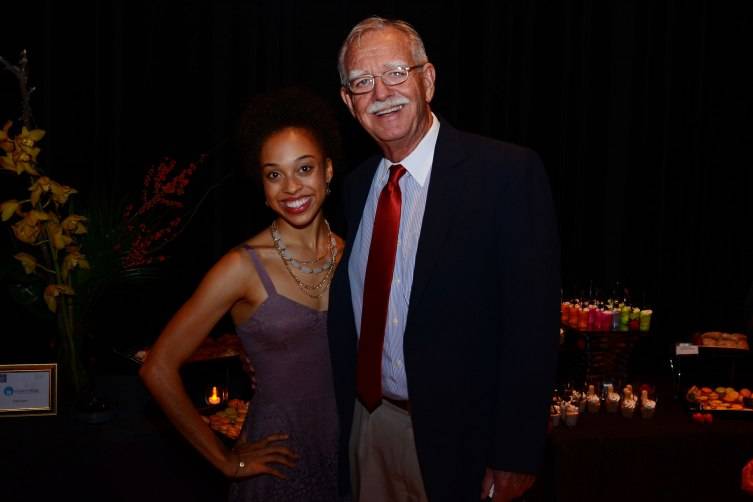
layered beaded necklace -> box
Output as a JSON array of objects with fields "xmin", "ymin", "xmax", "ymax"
[{"xmin": 270, "ymin": 220, "xmax": 337, "ymax": 298}]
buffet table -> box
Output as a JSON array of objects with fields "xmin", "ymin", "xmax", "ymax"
[
  {"xmin": 120, "ymin": 332, "xmax": 753, "ymax": 501},
  {"xmin": 529, "ymin": 392, "xmax": 753, "ymax": 502}
]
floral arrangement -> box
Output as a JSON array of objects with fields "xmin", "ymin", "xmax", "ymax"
[
  {"xmin": 1, "ymin": 122, "xmax": 84, "ymax": 311},
  {"xmin": 81, "ymin": 154, "xmax": 206, "ymax": 306},
  {"xmin": 117, "ymin": 156, "xmax": 202, "ymax": 269},
  {"xmin": 1, "ymin": 51, "xmax": 207, "ymax": 395}
]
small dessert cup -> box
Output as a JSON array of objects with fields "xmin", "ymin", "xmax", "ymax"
[
  {"xmin": 587, "ymin": 398, "xmax": 601, "ymax": 414},
  {"xmin": 621, "ymin": 403, "xmax": 636, "ymax": 418},
  {"xmin": 606, "ymin": 396, "xmax": 620, "ymax": 413},
  {"xmin": 565, "ymin": 412, "xmax": 578, "ymax": 427},
  {"xmin": 641, "ymin": 401, "xmax": 656, "ymax": 418}
]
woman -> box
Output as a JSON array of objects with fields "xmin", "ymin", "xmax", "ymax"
[{"xmin": 140, "ymin": 87, "xmax": 345, "ymax": 501}]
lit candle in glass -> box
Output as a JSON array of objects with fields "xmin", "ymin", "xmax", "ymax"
[{"xmin": 207, "ymin": 386, "xmax": 222, "ymax": 406}]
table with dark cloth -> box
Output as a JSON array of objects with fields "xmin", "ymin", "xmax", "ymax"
[
  {"xmin": 5, "ymin": 346, "xmax": 751, "ymax": 502},
  {"xmin": 528, "ymin": 393, "xmax": 753, "ymax": 502}
]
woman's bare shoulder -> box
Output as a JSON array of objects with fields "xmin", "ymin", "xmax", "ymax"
[
  {"xmin": 206, "ymin": 229, "xmax": 271, "ymax": 284},
  {"xmin": 234, "ymin": 228, "xmax": 277, "ymax": 261}
]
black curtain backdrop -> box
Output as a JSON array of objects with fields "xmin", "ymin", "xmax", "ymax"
[{"xmin": 1, "ymin": 1, "xmax": 752, "ymax": 360}]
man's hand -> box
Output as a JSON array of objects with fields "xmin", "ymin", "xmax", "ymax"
[
  {"xmin": 480, "ymin": 468, "xmax": 535, "ymax": 501},
  {"xmin": 742, "ymin": 458, "xmax": 753, "ymax": 495}
]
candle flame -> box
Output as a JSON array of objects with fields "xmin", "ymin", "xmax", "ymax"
[{"xmin": 208, "ymin": 386, "xmax": 221, "ymax": 405}]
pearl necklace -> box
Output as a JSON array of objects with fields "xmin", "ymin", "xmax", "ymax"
[{"xmin": 270, "ymin": 220, "xmax": 338, "ymax": 298}]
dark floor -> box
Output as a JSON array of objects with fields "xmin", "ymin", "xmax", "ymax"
[{"xmin": 1, "ymin": 368, "xmax": 230, "ymax": 502}]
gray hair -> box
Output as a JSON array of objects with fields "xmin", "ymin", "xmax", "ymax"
[{"xmin": 337, "ymin": 16, "xmax": 429, "ymax": 86}]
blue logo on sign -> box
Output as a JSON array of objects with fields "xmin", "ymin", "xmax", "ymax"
[{"xmin": 3, "ymin": 386, "xmax": 13, "ymax": 396}]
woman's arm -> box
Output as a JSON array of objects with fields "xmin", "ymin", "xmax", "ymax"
[{"xmin": 139, "ymin": 250, "xmax": 297, "ymax": 478}]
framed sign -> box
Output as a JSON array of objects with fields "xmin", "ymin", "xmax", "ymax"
[{"xmin": 0, "ymin": 363, "xmax": 57, "ymax": 417}]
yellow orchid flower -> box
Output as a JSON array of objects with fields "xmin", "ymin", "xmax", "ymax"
[
  {"xmin": 29, "ymin": 176, "xmax": 52, "ymax": 205},
  {"xmin": 11, "ymin": 215, "xmax": 41, "ymax": 244},
  {"xmin": 43, "ymin": 284, "xmax": 75, "ymax": 313},
  {"xmin": 17, "ymin": 144, "xmax": 41, "ymax": 161},
  {"xmin": 11, "ymin": 149, "xmax": 39, "ymax": 175},
  {"xmin": 18, "ymin": 126, "xmax": 46, "ymax": 146},
  {"xmin": 14, "ymin": 252, "xmax": 38, "ymax": 274},
  {"xmin": 0, "ymin": 123, "xmax": 42, "ymax": 173},
  {"xmin": 28, "ymin": 209, "xmax": 52, "ymax": 224},
  {"xmin": 0, "ymin": 121, "xmax": 13, "ymax": 153},
  {"xmin": 1, "ymin": 199, "xmax": 19, "ymax": 221},
  {"xmin": 50, "ymin": 181, "xmax": 78, "ymax": 205},
  {"xmin": 47, "ymin": 221, "xmax": 72, "ymax": 250},
  {"xmin": 61, "ymin": 214, "xmax": 87, "ymax": 234},
  {"xmin": 62, "ymin": 250, "xmax": 90, "ymax": 280},
  {"xmin": 0, "ymin": 127, "xmax": 45, "ymax": 176},
  {"xmin": 21, "ymin": 161, "xmax": 40, "ymax": 175},
  {"xmin": 0, "ymin": 152, "xmax": 20, "ymax": 174}
]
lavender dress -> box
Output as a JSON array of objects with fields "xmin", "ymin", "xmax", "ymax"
[{"xmin": 229, "ymin": 246, "xmax": 340, "ymax": 501}]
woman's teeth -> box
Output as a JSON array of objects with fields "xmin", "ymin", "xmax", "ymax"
[{"xmin": 285, "ymin": 196, "xmax": 310, "ymax": 208}]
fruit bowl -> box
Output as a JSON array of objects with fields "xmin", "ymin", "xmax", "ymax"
[{"xmin": 201, "ymin": 399, "xmax": 249, "ymax": 440}]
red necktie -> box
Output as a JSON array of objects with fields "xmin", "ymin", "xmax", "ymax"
[{"xmin": 357, "ymin": 164, "xmax": 407, "ymax": 412}]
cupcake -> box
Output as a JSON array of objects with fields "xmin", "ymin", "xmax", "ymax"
[
  {"xmin": 606, "ymin": 391, "xmax": 621, "ymax": 413},
  {"xmin": 571, "ymin": 390, "xmax": 586, "ymax": 413},
  {"xmin": 641, "ymin": 398, "xmax": 656, "ymax": 418},
  {"xmin": 550, "ymin": 404, "xmax": 561, "ymax": 426},
  {"xmin": 621, "ymin": 388, "xmax": 637, "ymax": 418},
  {"xmin": 640, "ymin": 389, "xmax": 656, "ymax": 418},
  {"xmin": 587, "ymin": 393, "xmax": 601, "ymax": 413},
  {"xmin": 564, "ymin": 403, "xmax": 579, "ymax": 427},
  {"xmin": 585, "ymin": 384, "xmax": 600, "ymax": 413}
]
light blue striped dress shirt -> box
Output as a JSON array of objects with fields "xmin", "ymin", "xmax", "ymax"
[{"xmin": 348, "ymin": 114, "xmax": 440, "ymax": 400}]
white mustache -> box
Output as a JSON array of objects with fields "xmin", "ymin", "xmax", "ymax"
[{"xmin": 367, "ymin": 96, "xmax": 410, "ymax": 114}]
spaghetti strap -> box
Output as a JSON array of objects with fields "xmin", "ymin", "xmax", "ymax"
[{"xmin": 240, "ymin": 244, "xmax": 277, "ymax": 295}]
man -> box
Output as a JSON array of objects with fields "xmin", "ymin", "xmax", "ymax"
[{"xmin": 327, "ymin": 16, "xmax": 560, "ymax": 502}]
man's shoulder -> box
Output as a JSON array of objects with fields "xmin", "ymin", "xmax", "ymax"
[
  {"xmin": 432, "ymin": 127, "xmax": 545, "ymax": 192},
  {"xmin": 450, "ymin": 127, "xmax": 541, "ymax": 167}
]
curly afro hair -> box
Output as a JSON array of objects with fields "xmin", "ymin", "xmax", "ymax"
[{"xmin": 238, "ymin": 86, "xmax": 343, "ymax": 182}]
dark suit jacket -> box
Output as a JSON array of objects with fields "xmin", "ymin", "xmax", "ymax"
[{"xmin": 327, "ymin": 119, "xmax": 561, "ymax": 502}]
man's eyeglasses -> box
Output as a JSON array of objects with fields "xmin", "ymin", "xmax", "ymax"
[{"xmin": 345, "ymin": 64, "xmax": 426, "ymax": 95}]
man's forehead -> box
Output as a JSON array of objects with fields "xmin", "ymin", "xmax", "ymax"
[
  {"xmin": 347, "ymin": 60, "xmax": 410, "ymax": 78},
  {"xmin": 344, "ymin": 28, "xmax": 412, "ymax": 67}
]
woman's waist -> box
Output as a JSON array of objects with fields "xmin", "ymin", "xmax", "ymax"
[
  {"xmin": 251, "ymin": 384, "xmax": 336, "ymax": 404},
  {"xmin": 247, "ymin": 392, "xmax": 338, "ymax": 420}
]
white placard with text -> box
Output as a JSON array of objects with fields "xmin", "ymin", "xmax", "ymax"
[{"xmin": 0, "ymin": 364, "xmax": 57, "ymax": 416}]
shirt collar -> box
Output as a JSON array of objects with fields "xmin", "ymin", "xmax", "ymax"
[{"xmin": 381, "ymin": 113, "xmax": 440, "ymax": 187}]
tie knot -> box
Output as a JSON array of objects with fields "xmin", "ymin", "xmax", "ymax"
[{"xmin": 388, "ymin": 164, "xmax": 407, "ymax": 185}]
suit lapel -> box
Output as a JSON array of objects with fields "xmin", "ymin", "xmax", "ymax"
[
  {"xmin": 332, "ymin": 156, "xmax": 380, "ymax": 347},
  {"xmin": 407, "ymin": 122, "xmax": 467, "ymax": 319},
  {"xmin": 344, "ymin": 156, "xmax": 380, "ymax": 258}
]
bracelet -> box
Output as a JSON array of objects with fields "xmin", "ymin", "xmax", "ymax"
[{"xmin": 233, "ymin": 452, "xmax": 245, "ymax": 478}]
